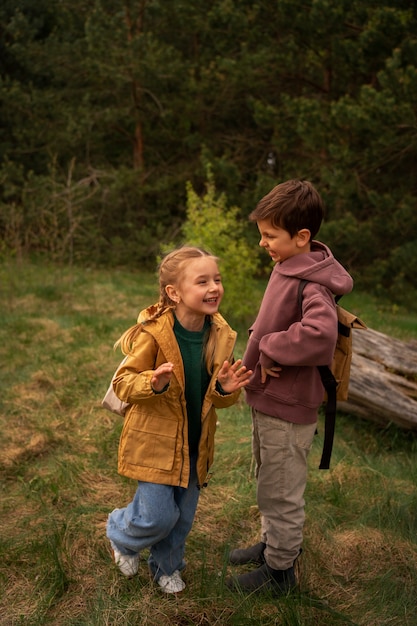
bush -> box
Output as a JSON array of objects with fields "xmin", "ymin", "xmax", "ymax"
[{"xmin": 177, "ymin": 168, "xmax": 261, "ymax": 326}]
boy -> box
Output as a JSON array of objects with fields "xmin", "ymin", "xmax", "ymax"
[{"xmin": 226, "ymin": 179, "xmax": 353, "ymax": 596}]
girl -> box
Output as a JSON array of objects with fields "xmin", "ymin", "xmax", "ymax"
[{"xmin": 106, "ymin": 246, "xmax": 251, "ymax": 594}]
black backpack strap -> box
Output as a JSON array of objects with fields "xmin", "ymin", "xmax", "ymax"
[
  {"xmin": 297, "ymin": 279, "xmax": 309, "ymax": 315},
  {"xmin": 297, "ymin": 279, "xmax": 337, "ymax": 470},
  {"xmin": 317, "ymin": 365, "xmax": 337, "ymax": 469}
]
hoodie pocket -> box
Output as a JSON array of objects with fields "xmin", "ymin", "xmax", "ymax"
[{"xmin": 263, "ymin": 365, "xmax": 323, "ymax": 408}]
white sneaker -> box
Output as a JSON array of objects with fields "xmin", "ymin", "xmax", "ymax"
[
  {"xmin": 157, "ymin": 570, "xmax": 186, "ymax": 594},
  {"xmin": 113, "ymin": 548, "xmax": 139, "ymax": 578}
]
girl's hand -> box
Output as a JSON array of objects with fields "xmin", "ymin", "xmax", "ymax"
[
  {"xmin": 217, "ymin": 359, "xmax": 253, "ymax": 394},
  {"xmin": 151, "ymin": 362, "xmax": 174, "ymax": 392}
]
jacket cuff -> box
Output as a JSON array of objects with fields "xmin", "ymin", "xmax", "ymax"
[
  {"xmin": 216, "ymin": 380, "xmax": 231, "ymax": 396},
  {"xmin": 151, "ymin": 382, "xmax": 169, "ymax": 395}
]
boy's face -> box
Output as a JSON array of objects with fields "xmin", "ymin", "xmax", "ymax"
[{"xmin": 256, "ymin": 219, "xmax": 309, "ymax": 264}]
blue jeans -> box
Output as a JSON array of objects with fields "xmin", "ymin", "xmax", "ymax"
[{"xmin": 106, "ymin": 456, "xmax": 200, "ymax": 580}]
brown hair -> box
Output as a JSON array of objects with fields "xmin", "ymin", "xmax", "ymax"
[
  {"xmin": 116, "ymin": 246, "xmax": 220, "ymax": 373},
  {"xmin": 249, "ymin": 179, "xmax": 324, "ymax": 239}
]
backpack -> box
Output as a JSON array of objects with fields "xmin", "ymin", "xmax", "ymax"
[
  {"xmin": 298, "ymin": 280, "xmax": 367, "ymax": 469},
  {"xmin": 101, "ymin": 357, "xmax": 129, "ymax": 416}
]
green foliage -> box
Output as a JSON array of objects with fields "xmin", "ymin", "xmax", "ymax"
[
  {"xmin": 180, "ymin": 168, "xmax": 260, "ymax": 325},
  {"xmin": 1, "ymin": 0, "xmax": 417, "ymax": 298}
]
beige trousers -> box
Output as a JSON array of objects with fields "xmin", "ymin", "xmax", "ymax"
[{"xmin": 251, "ymin": 408, "xmax": 317, "ymax": 570}]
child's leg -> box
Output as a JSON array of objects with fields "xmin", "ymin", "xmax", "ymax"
[
  {"xmin": 148, "ymin": 456, "xmax": 200, "ymax": 579},
  {"xmin": 252, "ymin": 409, "xmax": 316, "ymax": 571},
  {"xmin": 106, "ymin": 482, "xmax": 181, "ymax": 556},
  {"xmin": 106, "ymin": 456, "xmax": 200, "ymax": 578}
]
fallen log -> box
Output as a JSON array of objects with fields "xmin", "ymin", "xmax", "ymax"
[{"xmin": 338, "ymin": 327, "xmax": 417, "ymax": 430}]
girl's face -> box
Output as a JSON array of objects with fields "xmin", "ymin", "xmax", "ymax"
[{"xmin": 167, "ymin": 257, "xmax": 224, "ymax": 331}]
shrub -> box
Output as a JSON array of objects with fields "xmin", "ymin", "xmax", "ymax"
[{"xmin": 179, "ymin": 168, "xmax": 260, "ymax": 326}]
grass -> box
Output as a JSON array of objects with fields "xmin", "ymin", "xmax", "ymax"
[{"xmin": 1, "ymin": 259, "xmax": 417, "ymax": 625}]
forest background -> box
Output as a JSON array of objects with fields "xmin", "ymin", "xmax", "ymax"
[{"xmin": 1, "ymin": 0, "xmax": 417, "ymax": 312}]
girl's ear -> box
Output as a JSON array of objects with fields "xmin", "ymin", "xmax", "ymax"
[
  {"xmin": 165, "ymin": 284, "xmax": 180, "ymax": 304},
  {"xmin": 296, "ymin": 228, "xmax": 311, "ymax": 248}
]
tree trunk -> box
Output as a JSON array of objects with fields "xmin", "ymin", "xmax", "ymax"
[{"xmin": 339, "ymin": 327, "xmax": 417, "ymax": 430}]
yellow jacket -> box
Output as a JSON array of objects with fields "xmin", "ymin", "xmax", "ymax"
[{"xmin": 113, "ymin": 307, "xmax": 240, "ymax": 488}]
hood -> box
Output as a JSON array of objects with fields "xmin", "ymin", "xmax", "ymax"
[
  {"xmin": 276, "ymin": 240, "xmax": 353, "ymax": 296},
  {"xmin": 137, "ymin": 306, "xmax": 236, "ymax": 339}
]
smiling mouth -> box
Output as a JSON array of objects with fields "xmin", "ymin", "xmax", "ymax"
[{"xmin": 204, "ymin": 297, "xmax": 218, "ymax": 303}]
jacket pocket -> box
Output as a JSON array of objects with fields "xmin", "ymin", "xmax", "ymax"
[{"xmin": 122, "ymin": 412, "xmax": 178, "ymax": 471}]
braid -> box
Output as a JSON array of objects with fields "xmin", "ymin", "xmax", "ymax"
[
  {"xmin": 114, "ymin": 323, "xmax": 141, "ymax": 354},
  {"xmin": 146, "ymin": 302, "xmax": 174, "ymax": 322}
]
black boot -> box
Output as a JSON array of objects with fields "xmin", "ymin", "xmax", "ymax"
[
  {"xmin": 226, "ymin": 563, "xmax": 296, "ymax": 597},
  {"xmin": 228, "ymin": 542, "xmax": 266, "ymax": 565}
]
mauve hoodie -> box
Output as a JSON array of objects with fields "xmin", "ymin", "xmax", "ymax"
[{"xmin": 243, "ymin": 241, "xmax": 354, "ymax": 424}]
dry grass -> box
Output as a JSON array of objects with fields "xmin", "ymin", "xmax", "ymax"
[{"xmin": 1, "ymin": 260, "xmax": 417, "ymax": 625}]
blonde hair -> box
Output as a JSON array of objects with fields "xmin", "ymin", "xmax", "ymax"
[{"xmin": 116, "ymin": 246, "xmax": 220, "ymax": 373}]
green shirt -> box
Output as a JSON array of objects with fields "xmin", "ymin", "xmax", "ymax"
[{"xmin": 174, "ymin": 316, "xmax": 211, "ymax": 454}]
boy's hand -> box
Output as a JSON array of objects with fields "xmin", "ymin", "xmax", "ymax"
[
  {"xmin": 261, "ymin": 365, "xmax": 282, "ymax": 384},
  {"xmin": 217, "ymin": 359, "xmax": 253, "ymax": 393},
  {"xmin": 151, "ymin": 362, "xmax": 174, "ymax": 392}
]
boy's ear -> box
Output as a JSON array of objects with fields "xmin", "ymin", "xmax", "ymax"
[{"xmin": 296, "ymin": 228, "xmax": 311, "ymax": 248}]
